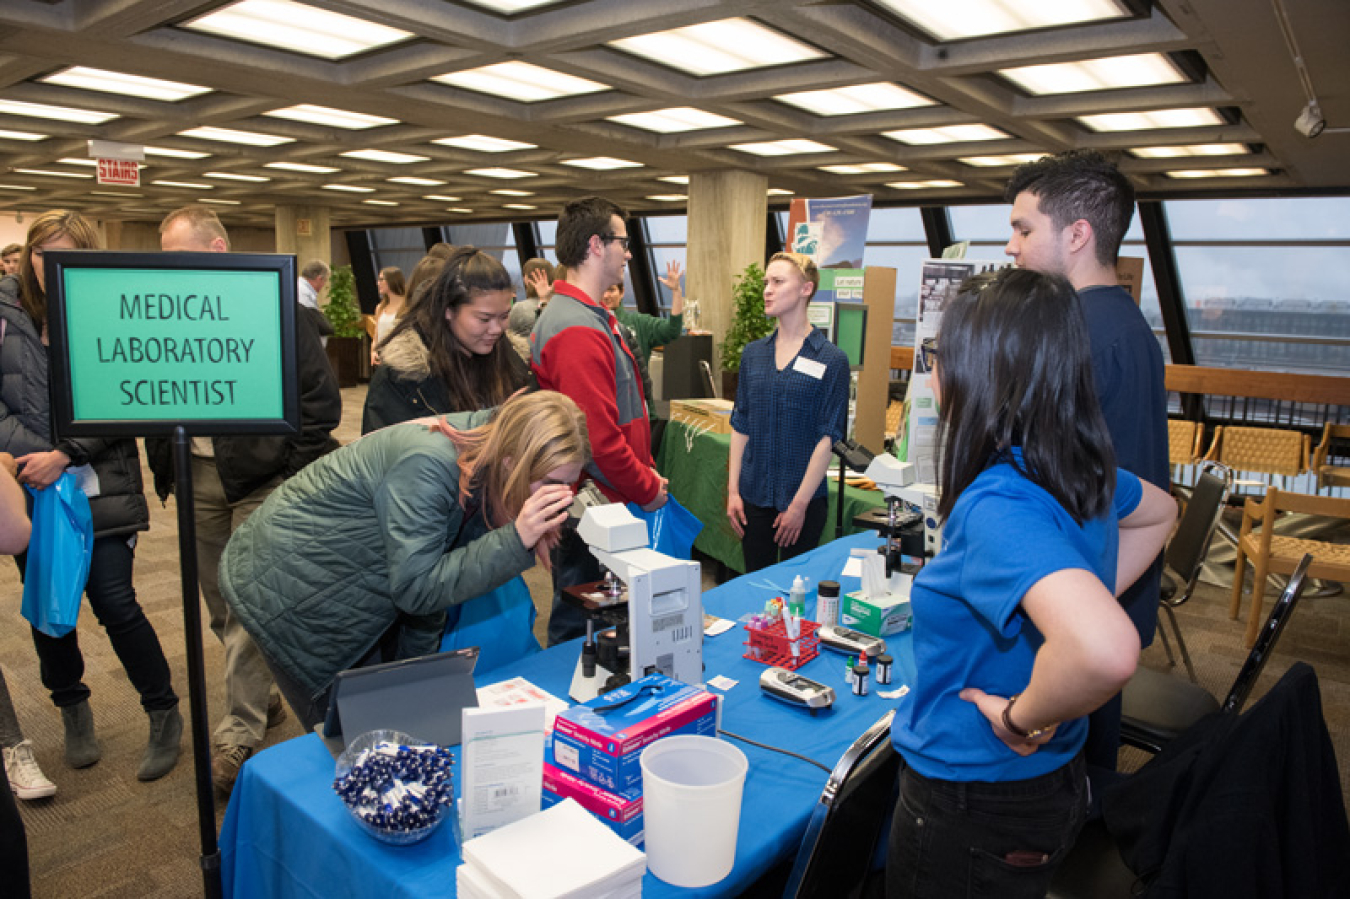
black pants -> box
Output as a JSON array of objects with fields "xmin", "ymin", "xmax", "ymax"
[
  {"xmin": 20, "ymin": 535, "xmax": 177, "ymax": 713},
  {"xmin": 0, "ymin": 762, "xmax": 30, "ymax": 899},
  {"xmin": 741, "ymin": 496, "xmax": 828, "ymax": 574},
  {"xmin": 886, "ymin": 752, "xmax": 1087, "ymax": 899}
]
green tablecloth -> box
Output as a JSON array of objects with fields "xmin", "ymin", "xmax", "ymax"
[{"xmin": 656, "ymin": 419, "xmax": 886, "ymax": 574}]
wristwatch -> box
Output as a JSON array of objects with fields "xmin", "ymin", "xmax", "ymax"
[{"xmin": 1002, "ymin": 694, "xmax": 1049, "ymax": 740}]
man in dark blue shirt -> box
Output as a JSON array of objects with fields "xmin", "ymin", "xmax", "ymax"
[{"xmin": 1004, "ymin": 150, "xmax": 1170, "ymax": 775}]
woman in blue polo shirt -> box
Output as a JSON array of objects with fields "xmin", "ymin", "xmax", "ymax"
[
  {"xmin": 886, "ymin": 268, "xmax": 1175, "ymax": 898},
  {"xmin": 727, "ymin": 252, "xmax": 849, "ymax": 573}
]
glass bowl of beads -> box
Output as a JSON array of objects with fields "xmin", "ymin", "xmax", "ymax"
[{"xmin": 332, "ymin": 729, "xmax": 456, "ymax": 846}]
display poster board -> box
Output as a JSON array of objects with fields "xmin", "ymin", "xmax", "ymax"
[
  {"xmin": 899, "ymin": 259, "xmax": 1011, "ymax": 475},
  {"xmin": 45, "ymin": 250, "xmax": 301, "ymax": 438},
  {"xmin": 786, "ymin": 195, "xmax": 873, "ymax": 269}
]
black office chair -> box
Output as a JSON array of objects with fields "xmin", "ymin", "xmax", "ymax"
[
  {"xmin": 1120, "ymin": 553, "xmax": 1312, "ymax": 754},
  {"xmin": 1155, "ymin": 461, "xmax": 1231, "ymax": 682},
  {"xmin": 781, "ymin": 710, "xmax": 897, "ymax": 899}
]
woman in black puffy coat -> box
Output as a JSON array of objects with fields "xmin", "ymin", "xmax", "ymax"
[{"xmin": 0, "ymin": 210, "xmax": 180, "ymax": 782}]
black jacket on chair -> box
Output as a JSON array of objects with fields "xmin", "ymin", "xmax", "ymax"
[{"xmin": 1103, "ymin": 662, "xmax": 1350, "ymax": 898}]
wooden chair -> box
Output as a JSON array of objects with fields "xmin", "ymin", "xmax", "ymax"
[
  {"xmin": 1229, "ymin": 487, "xmax": 1350, "ymax": 646},
  {"xmin": 1167, "ymin": 419, "xmax": 1205, "ymax": 483},
  {"xmin": 1312, "ymin": 422, "xmax": 1350, "ymax": 491},
  {"xmin": 1206, "ymin": 424, "xmax": 1309, "ymax": 492}
]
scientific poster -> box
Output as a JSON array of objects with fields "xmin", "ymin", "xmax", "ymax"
[
  {"xmin": 900, "ymin": 259, "xmax": 1011, "ymax": 475},
  {"xmin": 786, "ymin": 195, "xmax": 873, "ymax": 269}
]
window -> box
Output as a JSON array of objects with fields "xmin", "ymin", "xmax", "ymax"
[
  {"xmin": 1165, "ymin": 198, "xmax": 1350, "ymax": 376},
  {"xmin": 643, "ymin": 214, "xmax": 688, "ymax": 314},
  {"xmin": 862, "ymin": 207, "xmax": 928, "ymax": 347}
]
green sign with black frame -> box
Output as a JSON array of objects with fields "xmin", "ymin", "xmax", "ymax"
[{"xmin": 46, "ymin": 250, "xmax": 301, "ymax": 438}]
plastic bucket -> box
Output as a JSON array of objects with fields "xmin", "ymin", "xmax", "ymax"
[{"xmin": 639, "ymin": 735, "xmax": 748, "ymax": 888}]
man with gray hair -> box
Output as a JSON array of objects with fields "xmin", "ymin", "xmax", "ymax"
[
  {"xmin": 147, "ymin": 205, "xmax": 342, "ymax": 794},
  {"xmin": 298, "ymin": 259, "xmax": 329, "ymax": 310}
]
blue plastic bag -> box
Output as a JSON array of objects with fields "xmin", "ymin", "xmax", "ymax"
[
  {"xmin": 440, "ymin": 575, "xmax": 541, "ymax": 671},
  {"xmin": 626, "ymin": 495, "xmax": 703, "ymax": 560},
  {"xmin": 21, "ymin": 471, "xmax": 94, "ymax": 638}
]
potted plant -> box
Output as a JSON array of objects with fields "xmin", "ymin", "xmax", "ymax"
[
  {"xmin": 718, "ymin": 262, "xmax": 771, "ymax": 399},
  {"xmin": 323, "ymin": 264, "xmax": 365, "ymax": 387}
]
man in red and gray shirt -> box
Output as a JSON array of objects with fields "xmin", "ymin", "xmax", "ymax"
[{"xmin": 530, "ymin": 196, "xmax": 667, "ymax": 645}]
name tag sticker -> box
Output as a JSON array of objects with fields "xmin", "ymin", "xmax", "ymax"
[{"xmin": 793, "ymin": 356, "xmax": 826, "ymax": 379}]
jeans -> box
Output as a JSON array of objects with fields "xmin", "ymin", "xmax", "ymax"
[
  {"xmin": 22, "ymin": 535, "xmax": 177, "ymax": 713},
  {"xmin": 546, "ymin": 526, "xmax": 601, "ymax": 647},
  {"xmin": 191, "ymin": 456, "xmax": 279, "ymax": 749},
  {"xmin": 886, "ymin": 752, "xmax": 1087, "ymax": 899},
  {"xmin": 741, "ymin": 496, "xmax": 828, "ymax": 574}
]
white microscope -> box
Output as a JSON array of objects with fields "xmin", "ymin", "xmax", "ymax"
[
  {"xmin": 563, "ymin": 504, "xmax": 703, "ymax": 702},
  {"xmin": 854, "ymin": 454, "xmax": 943, "ymax": 575}
]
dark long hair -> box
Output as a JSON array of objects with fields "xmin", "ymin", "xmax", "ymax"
[
  {"xmin": 384, "ymin": 247, "xmax": 518, "ymax": 411},
  {"xmin": 934, "ymin": 267, "xmax": 1115, "ymax": 524}
]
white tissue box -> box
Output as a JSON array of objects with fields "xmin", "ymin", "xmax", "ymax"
[{"xmin": 843, "ymin": 590, "xmax": 912, "ymax": 637}]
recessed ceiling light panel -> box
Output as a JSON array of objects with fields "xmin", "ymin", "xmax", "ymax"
[
  {"xmin": 42, "ymin": 67, "xmax": 212, "ymax": 102},
  {"xmin": 464, "ymin": 167, "xmax": 538, "ymax": 179},
  {"xmin": 959, "ymin": 153, "xmax": 1044, "ymax": 166},
  {"xmin": 607, "ymin": 107, "xmax": 741, "ymax": 133},
  {"xmin": 1129, "ymin": 143, "xmax": 1249, "ymax": 158},
  {"xmin": 609, "ymin": 18, "xmax": 827, "ymax": 76},
  {"xmin": 776, "ymin": 82, "xmax": 934, "ymax": 116},
  {"xmin": 180, "ymin": 126, "xmax": 293, "ymax": 146},
  {"xmin": 0, "ymin": 99, "xmax": 117, "ymax": 124},
  {"xmin": 883, "ymin": 124, "xmax": 1008, "ymax": 144},
  {"xmin": 388, "ymin": 176, "xmax": 446, "ymax": 186},
  {"xmin": 144, "ymin": 146, "xmax": 211, "ymax": 159},
  {"xmin": 731, "ymin": 139, "xmax": 835, "ymax": 156},
  {"xmin": 1000, "ymin": 53, "xmax": 1186, "ymax": 95},
  {"xmin": 1077, "ymin": 108, "xmax": 1225, "ymax": 131},
  {"xmin": 876, "ymin": 0, "xmax": 1131, "ymax": 41},
  {"xmin": 432, "ymin": 134, "xmax": 537, "ymax": 152},
  {"xmin": 185, "ymin": 0, "xmax": 412, "ymax": 60},
  {"xmin": 0, "ymin": 128, "xmax": 48, "ymax": 141},
  {"xmin": 819, "ymin": 162, "xmax": 907, "ymax": 174},
  {"xmin": 340, "ymin": 149, "xmax": 429, "ymax": 164},
  {"xmin": 322, "ymin": 183, "xmax": 375, "ymax": 192},
  {"xmin": 887, "ymin": 179, "xmax": 964, "ymax": 189},
  {"xmin": 204, "ymin": 171, "xmax": 270, "ymax": 182},
  {"xmin": 265, "ymin": 161, "xmax": 339, "ymax": 173},
  {"xmin": 264, "ymin": 105, "xmax": 397, "ymax": 129},
  {"xmin": 561, "ymin": 157, "xmax": 643, "ymax": 170},
  {"xmin": 1166, "ymin": 167, "xmax": 1270, "ymax": 179},
  {"xmin": 433, "ymin": 62, "xmax": 608, "ymax": 102}
]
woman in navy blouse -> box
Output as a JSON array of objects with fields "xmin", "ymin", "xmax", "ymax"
[{"xmin": 726, "ymin": 252, "xmax": 850, "ymax": 572}]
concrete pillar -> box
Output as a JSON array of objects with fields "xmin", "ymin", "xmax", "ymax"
[
  {"xmin": 686, "ymin": 170, "xmax": 768, "ymax": 372},
  {"xmin": 275, "ymin": 205, "xmax": 331, "ymax": 302}
]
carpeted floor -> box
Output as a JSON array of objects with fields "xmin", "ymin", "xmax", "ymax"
[{"xmin": 3, "ymin": 383, "xmax": 1347, "ymax": 897}]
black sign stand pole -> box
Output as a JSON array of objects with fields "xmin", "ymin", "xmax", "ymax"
[{"xmin": 171, "ymin": 425, "xmax": 222, "ymax": 899}]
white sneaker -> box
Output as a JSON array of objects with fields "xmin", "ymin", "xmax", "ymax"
[{"xmin": 5, "ymin": 740, "xmax": 57, "ymax": 800}]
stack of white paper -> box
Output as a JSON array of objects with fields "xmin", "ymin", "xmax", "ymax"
[{"xmin": 456, "ymin": 798, "xmax": 646, "ymax": 899}]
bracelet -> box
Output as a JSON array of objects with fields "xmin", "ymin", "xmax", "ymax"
[{"xmin": 1002, "ymin": 694, "xmax": 1048, "ymax": 740}]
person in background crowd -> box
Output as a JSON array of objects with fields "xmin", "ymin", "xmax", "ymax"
[
  {"xmin": 1004, "ymin": 149, "xmax": 1169, "ymax": 780},
  {"xmin": 1, "ymin": 210, "xmax": 182, "ymax": 782},
  {"xmin": 297, "ymin": 259, "xmax": 333, "ymax": 346},
  {"xmin": 0, "ymin": 450, "xmax": 54, "ymax": 804},
  {"xmin": 405, "ymin": 254, "xmax": 448, "ymax": 308},
  {"xmin": 220, "ymin": 391, "xmax": 586, "ymax": 731},
  {"xmin": 363, "ymin": 248, "xmax": 531, "ymax": 434},
  {"xmin": 530, "ymin": 197, "xmax": 666, "ymax": 646},
  {"xmin": 509, "ymin": 257, "xmax": 555, "ymax": 340},
  {"xmin": 727, "ymin": 251, "xmax": 849, "ymax": 573},
  {"xmin": 885, "ymin": 268, "xmax": 1174, "ymax": 898},
  {"xmin": 0, "ymin": 244, "xmax": 19, "ymax": 277},
  {"xmin": 426, "ymin": 242, "xmax": 457, "ymax": 260},
  {"xmin": 0, "ymin": 451, "xmax": 32, "ymax": 898},
  {"xmin": 605, "ymin": 260, "xmax": 687, "ymax": 366},
  {"xmin": 599, "ymin": 280, "xmax": 656, "ymax": 411},
  {"xmin": 297, "ymin": 259, "xmax": 329, "ymax": 310},
  {"xmin": 146, "ymin": 204, "xmax": 341, "ymax": 795},
  {"xmin": 371, "ymin": 266, "xmax": 407, "ymax": 365}
]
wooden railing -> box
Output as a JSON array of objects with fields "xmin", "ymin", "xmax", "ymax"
[{"xmin": 890, "ymin": 349, "xmax": 1348, "ymax": 408}]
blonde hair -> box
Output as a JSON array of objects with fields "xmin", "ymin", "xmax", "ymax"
[
  {"xmin": 159, "ymin": 204, "xmax": 230, "ymax": 250},
  {"xmin": 433, "ymin": 392, "xmax": 590, "ymax": 567},
  {"xmin": 768, "ymin": 251, "xmax": 820, "ymax": 297},
  {"xmin": 20, "ymin": 209, "xmax": 102, "ymax": 330}
]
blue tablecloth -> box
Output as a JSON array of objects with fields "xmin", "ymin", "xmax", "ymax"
[{"xmin": 220, "ymin": 532, "xmax": 914, "ymax": 898}]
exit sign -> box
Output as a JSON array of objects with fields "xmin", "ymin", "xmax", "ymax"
[{"xmin": 97, "ymin": 158, "xmax": 140, "ymax": 187}]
